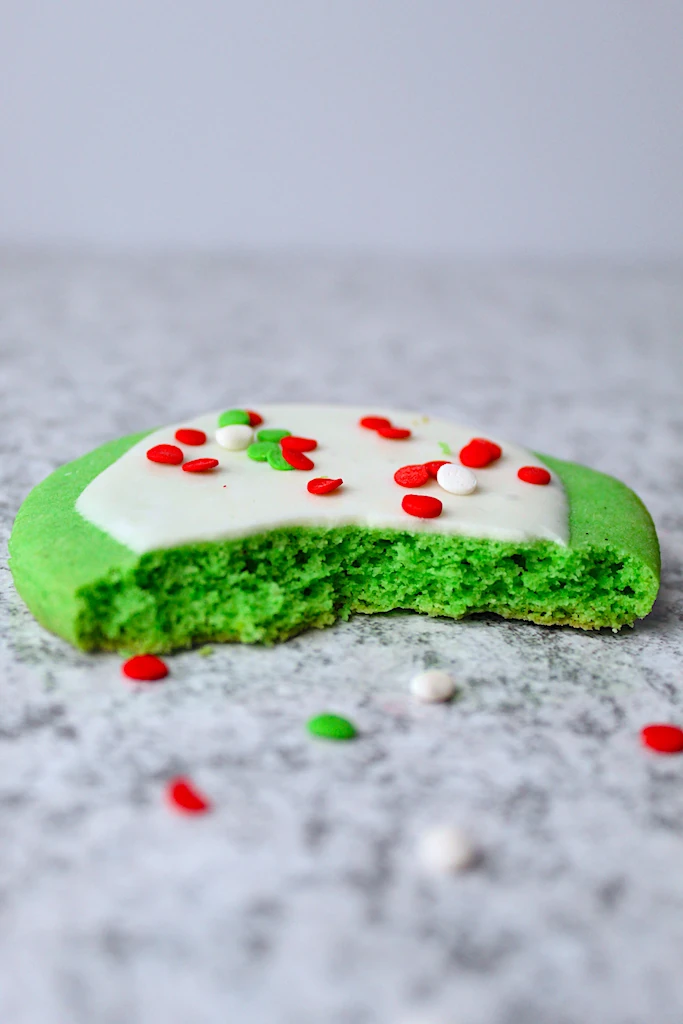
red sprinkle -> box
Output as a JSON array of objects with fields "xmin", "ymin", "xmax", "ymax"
[
  {"xmin": 247, "ymin": 410, "xmax": 263, "ymax": 427},
  {"xmin": 281, "ymin": 448, "xmax": 314, "ymax": 471},
  {"xmin": 401, "ymin": 494, "xmax": 443, "ymax": 518},
  {"xmin": 122, "ymin": 654, "xmax": 168, "ymax": 682},
  {"xmin": 308, "ymin": 477, "xmax": 343, "ymax": 495},
  {"xmin": 459, "ymin": 438, "xmax": 502, "ymax": 468},
  {"xmin": 359, "ymin": 416, "xmax": 392, "ymax": 431},
  {"xmin": 281, "ymin": 435, "xmax": 318, "ymax": 452},
  {"xmin": 175, "ymin": 428, "xmax": 207, "ymax": 446},
  {"xmin": 424, "ymin": 460, "xmax": 451, "ymax": 478},
  {"xmin": 166, "ymin": 777, "xmax": 212, "ymax": 814},
  {"xmin": 182, "ymin": 458, "xmax": 219, "ymax": 473},
  {"xmin": 377, "ymin": 426, "xmax": 412, "ymax": 440},
  {"xmin": 147, "ymin": 444, "xmax": 183, "ymax": 465},
  {"xmin": 394, "ymin": 464, "xmax": 430, "ymax": 488},
  {"xmin": 518, "ymin": 466, "xmax": 551, "ymax": 486},
  {"xmin": 641, "ymin": 724, "xmax": 683, "ymax": 754}
]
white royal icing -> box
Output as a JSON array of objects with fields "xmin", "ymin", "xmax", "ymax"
[{"xmin": 76, "ymin": 404, "xmax": 569, "ymax": 554}]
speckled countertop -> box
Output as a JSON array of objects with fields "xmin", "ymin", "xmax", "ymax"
[{"xmin": 1, "ymin": 249, "xmax": 682, "ymax": 1024}]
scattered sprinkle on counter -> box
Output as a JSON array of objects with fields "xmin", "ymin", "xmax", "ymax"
[
  {"xmin": 216, "ymin": 424, "xmax": 253, "ymax": 450},
  {"xmin": 394, "ymin": 464, "xmax": 430, "ymax": 488},
  {"xmin": 122, "ymin": 654, "xmax": 169, "ymax": 681},
  {"xmin": 641, "ymin": 723, "xmax": 683, "ymax": 753},
  {"xmin": 307, "ymin": 713, "xmax": 357, "ymax": 741},
  {"xmin": 308, "ymin": 477, "xmax": 343, "ymax": 495},
  {"xmin": 175, "ymin": 428, "xmax": 207, "ymax": 446},
  {"xmin": 218, "ymin": 409, "xmax": 250, "ymax": 427},
  {"xmin": 146, "ymin": 444, "xmax": 183, "ymax": 465},
  {"xmin": 459, "ymin": 438, "xmax": 501, "ymax": 468},
  {"xmin": 166, "ymin": 777, "xmax": 212, "ymax": 814},
  {"xmin": 417, "ymin": 825, "xmax": 477, "ymax": 873},
  {"xmin": 182, "ymin": 458, "xmax": 219, "ymax": 473},
  {"xmin": 281, "ymin": 447, "xmax": 315, "ymax": 471},
  {"xmin": 402, "ymin": 494, "xmax": 443, "ymax": 519},
  {"xmin": 518, "ymin": 466, "xmax": 551, "ymax": 486},
  {"xmin": 410, "ymin": 669, "xmax": 456, "ymax": 703},
  {"xmin": 436, "ymin": 463, "xmax": 477, "ymax": 495}
]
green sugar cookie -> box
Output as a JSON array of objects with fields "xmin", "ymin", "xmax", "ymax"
[{"xmin": 9, "ymin": 404, "xmax": 660, "ymax": 653}]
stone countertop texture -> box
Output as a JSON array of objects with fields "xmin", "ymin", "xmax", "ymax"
[{"xmin": 1, "ymin": 249, "xmax": 682, "ymax": 1024}]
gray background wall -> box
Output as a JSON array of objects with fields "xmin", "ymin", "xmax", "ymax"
[{"xmin": 1, "ymin": 0, "xmax": 682, "ymax": 256}]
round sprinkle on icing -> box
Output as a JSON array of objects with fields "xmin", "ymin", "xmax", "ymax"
[
  {"xmin": 402, "ymin": 494, "xmax": 443, "ymax": 518},
  {"xmin": 459, "ymin": 438, "xmax": 502, "ymax": 468},
  {"xmin": 281, "ymin": 447, "xmax": 314, "ymax": 471},
  {"xmin": 166, "ymin": 777, "xmax": 211, "ymax": 814},
  {"xmin": 267, "ymin": 446, "xmax": 295, "ymax": 471},
  {"xmin": 258, "ymin": 428, "xmax": 292, "ymax": 443},
  {"xmin": 218, "ymin": 409, "xmax": 250, "ymax": 427},
  {"xmin": 175, "ymin": 428, "xmax": 207, "ymax": 446},
  {"xmin": 641, "ymin": 723, "xmax": 683, "ymax": 754},
  {"xmin": 359, "ymin": 415, "xmax": 392, "ymax": 430},
  {"xmin": 146, "ymin": 444, "xmax": 183, "ymax": 465},
  {"xmin": 378, "ymin": 426, "xmax": 412, "ymax": 440},
  {"xmin": 436, "ymin": 463, "xmax": 477, "ymax": 495},
  {"xmin": 307, "ymin": 713, "xmax": 357, "ymax": 741},
  {"xmin": 424, "ymin": 460, "xmax": 450, "ymax": 478},
  {"xmin": 182, "ymin": 458, "xmax": 219, "ymax": 473},
  {"xmin": 308, "ymin": 477, "xmax": 343, "ymax": 495},
  {"xmin": 281, "ymin": 435, "xmax": 318, "ymax": 452},
  {"xmin": 247, "ymin": 440, "xmax": 277, "ymax": 461},
  {"xmin": 394, "ymin": 464, "xmax": 430, "ymax": 488},
  {"xmin": 417, "ymin": 825, "xmax": 477, "ymax": 873},
  {"xmin": 246, "ymin": 410, "xmax": 263, "ymax": 426},
  {"xmin": 410, "ymin": 669, "xmax": 456, "ymax": 703},
  {"xmin": 518, "ymin": 465, "xmax": 551, "ymax": 486},
  {"xmin": 122, "ymin": 654, "xmax": 169, "ymax": 681},
  {"xmin": 215, "ymin": 424, "xmax": 253, "ymax": 450}
]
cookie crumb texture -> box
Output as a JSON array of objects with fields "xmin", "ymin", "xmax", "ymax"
[{"xmin": 9, "ymin": 413, "xmax": 660, "ymax": 654}]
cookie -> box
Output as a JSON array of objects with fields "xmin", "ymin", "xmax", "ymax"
[{"xmin": 9, "ymin": 404, "xmax": 660, "ymax": 652}]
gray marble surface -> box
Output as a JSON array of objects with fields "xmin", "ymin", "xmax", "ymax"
[{"xmin": 1, "ymin": 249, "xmax": 683, "ymax": 1024}]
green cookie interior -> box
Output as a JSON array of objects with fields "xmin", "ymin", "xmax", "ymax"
[{"xmin": 9, "ymin": 432, "xmax": 660, "ymax": 653}]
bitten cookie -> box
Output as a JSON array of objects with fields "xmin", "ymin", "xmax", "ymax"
[{"xmin": 9, "ymin": 404, "xmax": 660, "ymax": 652}]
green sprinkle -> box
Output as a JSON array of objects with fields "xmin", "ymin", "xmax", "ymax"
[
  {"xmin": 218, "ymin": 409, "xmax": 250, "ymax": 427},
  {"xmin": 197, "ymin": 645, "xmax": 214, "ymax": 657},
  {"xmin": 307, "ymin": 713, "xmax": 357, "ymax": 741},
  {"xmin": 438, "ymin": 441, "xmax": 452, "ymax": 455},
  {"xmin": 247, "ymin": 440, "xmax": 278, "ymax": 461},
  {"xmin": 257, "ymin": 428, "xmax": 291, "ymax": 443},
  {"xmin": 267, "ymin": 446, "xmax": 294, "ymax": 471}
]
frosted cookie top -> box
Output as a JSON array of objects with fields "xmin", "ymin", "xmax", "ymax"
[{"xmin": 76, "ymin": 404, "xmax": 569, "ymax": 554}]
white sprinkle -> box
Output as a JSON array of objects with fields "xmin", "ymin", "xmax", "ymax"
[
  {"xmin": 215, "ymin": 424, "xmax": 253, "ymax": 450},
  {"xmin": 436, "ymin": 463, "xmax": 477, "ymax": 495},
  {"xmin": 410, "ymin": 669, "xmax": 456, "ymax": 703},
  {"xmin": 417, "ymin": 825, "xmax": 477, "ymax": 873}
]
